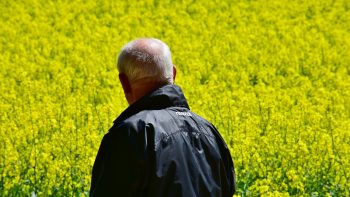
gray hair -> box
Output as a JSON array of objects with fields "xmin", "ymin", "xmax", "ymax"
[{"xmin": 117, "ymin": 38, "xmax": 174, "ymax": 85}]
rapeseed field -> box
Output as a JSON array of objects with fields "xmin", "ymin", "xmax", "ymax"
[{"xmin": 1, "ymin": 0, "xmax": 349, "ymax": 196}]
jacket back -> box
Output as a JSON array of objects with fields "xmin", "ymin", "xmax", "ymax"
[{"xmin": 90, "ymin": 85, "xmax": 236, "ymax": 197}]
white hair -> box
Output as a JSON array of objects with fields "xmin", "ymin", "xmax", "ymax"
[{"xmin": 117, "ymin": 38, "xmax": 173, "ymax": 85}]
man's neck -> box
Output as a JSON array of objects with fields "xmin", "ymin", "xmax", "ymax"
[{"xmin": 129, "ymin": 78, "xmax": 168, "ymax": 105}]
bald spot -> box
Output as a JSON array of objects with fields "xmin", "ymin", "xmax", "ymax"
[{"xmin": 129, "ymin": 38, "xmax": 166, "ymax": 57}]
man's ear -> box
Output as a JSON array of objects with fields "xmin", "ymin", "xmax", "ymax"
[
  {"xmin": 119, "ymin": 73, "xmax": 132, "ymax": 94},
  {"xmin": 173, "ymin": 65, "xmax": 177, "ymax": 83}
]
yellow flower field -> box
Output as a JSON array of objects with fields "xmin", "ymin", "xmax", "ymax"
[{"xmin": 1, "ymin": 0, "xmax": 349, "ymax": 196}]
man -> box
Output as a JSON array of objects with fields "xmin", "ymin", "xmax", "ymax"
[{"xmin": 90, "ymin": 38, "xmax": 236, "ymax": 197}]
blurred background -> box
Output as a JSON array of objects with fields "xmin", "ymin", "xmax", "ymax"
[{"xmin": 1, "ymin": 0, "xmax": 349, "ymax": 196}]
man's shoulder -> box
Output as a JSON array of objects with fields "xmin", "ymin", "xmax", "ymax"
[
  {"xmin": 109, "ymin": 107, "xmax": 219, "ymax": 139},
  {"xmin": 122, "ymin": 107, "xmax": 215, "ymax": 129},
  {"xmin": 117, "ymin": 107, "xmax": 184, "ymax": 124},
  {"xmin": 108, "ymin": 108, "xmax": 167, "ymax": 135}
]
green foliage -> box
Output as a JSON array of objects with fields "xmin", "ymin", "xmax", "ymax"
[{"xmin": 1, "ymin": 0, "xmax": 349, "ymax": 196}]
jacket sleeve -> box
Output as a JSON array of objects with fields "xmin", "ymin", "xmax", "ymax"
[
  {"xmin": 90, "ymin": 124, "xmax": 147, "ymax": 197},
  {"xmin": 209, "ymin": 124, "xmax": 237, "ymax": 196}
]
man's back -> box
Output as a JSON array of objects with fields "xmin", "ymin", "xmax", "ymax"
[{"xmin": 90, "ymin": 85, "xmax": 236, "ymax": 197}]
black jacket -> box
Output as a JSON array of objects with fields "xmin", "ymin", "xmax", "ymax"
[{"xmin": 90, "ymin": 85, "xmax": 236, "ymax": 197}]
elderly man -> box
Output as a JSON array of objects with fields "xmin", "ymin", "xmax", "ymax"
[{"xmin": 90, "ymin": 38, "xmax": 236, "ymax": 197}]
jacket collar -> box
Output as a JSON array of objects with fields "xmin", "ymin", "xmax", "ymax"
[{"xmin": 114, "ymin": 84, "xmax": 190, "ymax": 124}]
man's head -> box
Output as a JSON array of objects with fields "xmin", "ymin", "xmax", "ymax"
[{"xmin": 117, "ymin": 38, "xmax": 176, "ymax": 105}]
